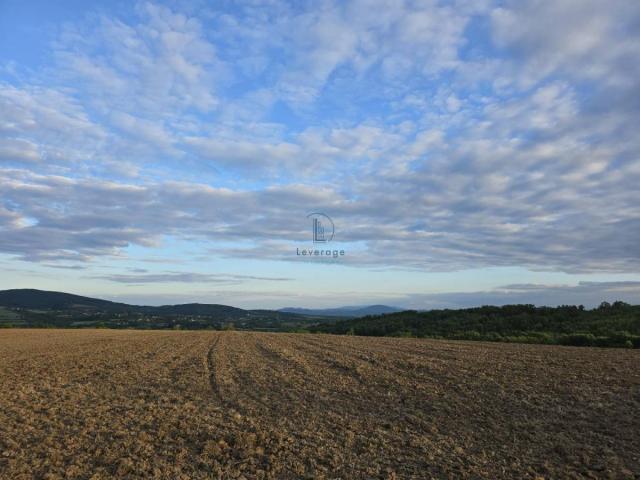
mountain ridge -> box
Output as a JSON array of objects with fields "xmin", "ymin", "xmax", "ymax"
[
  {"xmin": 0, "ymin": 289, "xmax": 130, "ymax": 310},
  {"xmin": 0, "ymin": 289, "xmax": 402, "ymax": 318},
  {"xmin": 0, "ymin": 288, "xmax": 349, "ymax": 330}
]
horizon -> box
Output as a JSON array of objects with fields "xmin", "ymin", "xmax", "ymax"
[
  {"xmin": 1, "ymin": 287, "xmax": 637, "ymax": 312},
  {"xmin": 1, "ymin": 0, "xmax": 639, "ymax": 309}
]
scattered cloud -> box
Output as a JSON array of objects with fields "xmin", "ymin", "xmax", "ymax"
[
  {"xmin": 1, "ymin": 163, "xmax": 638, "ymax": 273},
  {"xmin": 1, "ymin": 0, "xmax": 639, "ymax": 289},
  {"xmin": 91, "ymin": 272, "xmax": 292, "ymax": 284}
]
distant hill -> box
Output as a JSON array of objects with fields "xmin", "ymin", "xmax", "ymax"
[
  {"xmin": 0, "ymin": 289, "xmax": 332, "ymax": 330},
  {"xmin": 2, "ymin": 290, "xmax": 639, "ymax": 348},
  {"xmin": 0, "ymin": 289, "xmax": 261, "ymax": 318},
  {"xmin": 279, "ymin": 305, "xmax": 403, "ymax": 317},
  {"xmin": 0, "ymin": 289, "xmax": 130, "ymax": 311},
  {"xmin": 0, "ymin": 290, "xmax": 402, "ymax": 319}
]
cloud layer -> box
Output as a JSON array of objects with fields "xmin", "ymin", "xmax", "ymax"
[{"xmin": 1, "ymin": 0, "xmax": 639, "ymax": 278}]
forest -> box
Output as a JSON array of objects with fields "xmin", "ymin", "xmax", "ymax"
[{"xmin": 312, "ymin": 301, "xmax": 640, "ymax": 348}]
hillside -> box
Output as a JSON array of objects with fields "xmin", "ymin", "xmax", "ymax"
[
  {"xmin": 4, "ymin": 290, "xmax": 640, "ymax": 348},
  {"xmin": 0, "ymin": 289, "xmax": 129, "ymax": 311},
  {"xmin": 312, "ymin": 302, "xmax": 640, "ymax": 348},
  {"xmin": 0, "ymin": 289, "xmax": 333, "ymax": 330}
]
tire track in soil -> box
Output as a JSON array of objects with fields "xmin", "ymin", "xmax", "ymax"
[
  {"xmin": 212, "ymin": 332, "xmax": 442, "ymax": 431},
  {"xmin": 302, "ymin": 333, "xmax": 430, "ymax": 372},
  {"xmin": 263, "ymin": 335, "xmax": 377, "ymax": 407},
  {"xmin": 206, "ymin": 333, "xmax": 298, "ymax": 417},
  {"xmin": 308, "ymin": 334, "xmax": 469, "ymax": 367},
  {"xmin": 204, "ymin": 332, "xmax": 222, "ymax": 399},
  {"xmin": 234, "ymin": 334, "xmax": 316, "ymax": 415},
  {"xmin": 247, "ymin": 335, "xmax": 377, "ymax": 474},
  {"xmin": 282, "ymin": 334, "xmax": 406, "ymax": 396},
  {"xmin": 250, "ymin": 335, "xmax": 345, "ymax": 417},
  {"xmin": 299, "ymin": 334, "xmax": 421, "ymax": 376},
  {"xmin": 300, "ymin": 334, "xmax": 472, "ymax": 393},
  {"xmin": 259, "ymin": 335, "xmax": 439, "ymax": 478},
  {"xmin": 283, "ymin": 335, "xmax": 446, "ymax": 428},
  {"xmin": 206, "ymin": 332, "xmax": 366, "ymax": 420},
  {"xmin": 213, "ymin": 332, "xmax": 379, "ymax": 463},
  {"xmin": 204, "ymin": 333, "xmax": 336, "ymax": 480},
  {"xmin": 205, "ymin": 332, "xmax": 249, "ymax": 415},
  {"xmin": 261, "ymin": 336, "xmax": 410, "ymax": 424},
  {"xmin": 275, "ymin": 335, "xmax": 371, "ymax": 381},
  {"xmin": 199, "ymin": 332, "xmax": 640, "ymax": 480}
]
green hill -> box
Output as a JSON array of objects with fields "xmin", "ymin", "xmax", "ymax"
[
  {"xmin": 312, "ymin": 302, "xmax": 640, "ymax": 348},
  {"xmin": 0, "ymin": 289, "xmax": 333, "ymax": 330},
  {"xmin": 0, "ymin": 289, "xmax": 130, "ymax": 311}
]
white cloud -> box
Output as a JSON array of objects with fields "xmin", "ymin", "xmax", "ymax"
[
  {"xmin": 0, "ymin": 0, "xmax": 638, "ymax": 279},
  {"xmin": 491, "ymin": 0, "xmax": 640, "ymax": 89},
  {"xmin": 183, "ymin": 136, "xmax": 301, "ymax": 171},
  {"xmin": 0, "ymin": 138, "xmax": 40, "ymax": 163},
  {"xmin": 55, "ymin": 2, "xmax": 223, "ymax": 115}
]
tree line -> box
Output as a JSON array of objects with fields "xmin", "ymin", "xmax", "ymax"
[{"xmin": 311, "ymin": 301, "xmax": 640, "ymax": 348}]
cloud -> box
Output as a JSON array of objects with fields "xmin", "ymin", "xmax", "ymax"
[
  {"xmin": 91, "ymin": 272, "xmax": 292, "ymax": 284},
  {"xmin": 269, "ymin": 0, "xmax": 472, "ymax": 104},
  {"xmin": 0, "ymin": 138, "xmax": 40, "ymax": 163},
  {"xmin": 0, "ymin": 83, "xmax": 106, "ymax": 170},
  {"xmin": 491, "ymin": 0, "xmax": 640, "ymax": 90},
  {"xmin": 1, "ymin": 123, "xmax": 639, "ymax": 272},
  {"xmin": 0, "ymin": 0, "xmax": 638, "ymax": 278},
  {"xmin": 183, "ymin": 136, "xmax": 301, "ymax": 171},
  {"xmin": 54, "ymin": 2, "xmax": 222, "ymax": 115},
  {"xmin": 0, "ymin": 169, "xmax": 338, "ymax": 261}
]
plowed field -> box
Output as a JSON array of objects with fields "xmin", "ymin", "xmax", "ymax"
[{"xmin": 0, "ymin": 330, "xmax": 638, "ymax": 479}]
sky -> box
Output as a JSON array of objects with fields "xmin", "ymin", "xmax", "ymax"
[{"xmin": 1, "ymin": 0, "xmax": 639, "ymax": 309}]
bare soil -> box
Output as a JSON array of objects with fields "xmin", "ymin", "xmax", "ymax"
[{"xmin": 0, "ymin": 329, "xmax": 638, "ymax": 479}]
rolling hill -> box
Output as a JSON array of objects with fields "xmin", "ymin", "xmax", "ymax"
[
  {"xmin": 0, "ymin": 289, "xmax": 129, "ymax": 311},
  {"xmin": 0, "ymin": 289, "xmax": 336, "ymax": 330}
]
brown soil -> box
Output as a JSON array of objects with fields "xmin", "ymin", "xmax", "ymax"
[{"xmin": 0, "ymin": 329, "xmax": 638, "ymax": 479}]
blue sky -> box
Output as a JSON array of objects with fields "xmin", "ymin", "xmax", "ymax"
[{"xmin": 1, "ymin": 0, "xmax": 639, "ymax": 308}]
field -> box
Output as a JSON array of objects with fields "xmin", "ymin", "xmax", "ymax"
[{"xmin": 0, "ymin": 330, "xmax": 638, "ymax": 479}]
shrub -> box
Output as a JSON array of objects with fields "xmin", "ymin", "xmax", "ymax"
[{"xmin": 557, "ymin": 333, "xmax": 596, "ymax": 347}]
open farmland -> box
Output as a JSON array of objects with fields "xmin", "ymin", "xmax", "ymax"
[{"xmin": 0, "ymin": 330, "xmax": 639, "ymax": 479}]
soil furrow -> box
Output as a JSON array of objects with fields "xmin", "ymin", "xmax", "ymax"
[{"xmin": 1, "ymin": 329, "xmax": 638, "ymax": 480}]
